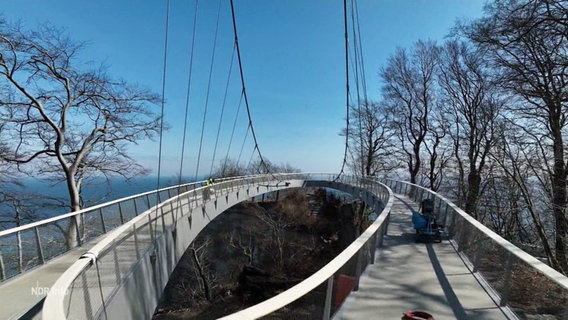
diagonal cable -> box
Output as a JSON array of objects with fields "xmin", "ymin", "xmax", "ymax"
[
  {"xmin": 178, "ymin": 0, "xmax": 200, "ymax": 185},
  {"xmin": 336, "ymin": 0, "xmax": 350, "ymax": 180},
  {"xmin": 195, "ymin": 0, "xmax": 222, "ymax": 181},
  {"xmin": 222, "ymin": 90, "xmax": 244, "ymax": 175},
  {"xmin": 229, "ymin": 0, "xmax": 271, "ymax": 175},
  {"xmin": 210, "ymin": 44, "xmax": 237, "ymax": 176},
  {"xmin": 156, "ymin": 0, "xmax": 170, "ymax": 198}
]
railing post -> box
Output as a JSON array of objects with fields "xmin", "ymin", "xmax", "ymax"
[
  {"xmin": 500, "ymin": 252, "xmax": 514, "ymax": 306},
  {"xmin": 170, "ymin": 199, "xmax": 176, "ymax": 224},
  {"xmin": 148, "ymin": 214, "xmax": 155, "ymax": 242},
  {"xmin": 0, "ymin": 252, "xmax": 5, "ymax": 281},
  {"xmin": 76, "ymin": 215, "xmax": 83, "ymax": 246},
  {"xmin": 81, "ymin": 270, "xmax": 93, "ymax": 318},
  {"xmin": 449, "ymin": 205, "xmax": 458, "ymax": 237},
  {"xmin": 118, "ymin": 202, "xmax": 125, "ymax": 224},
  {"xmin": 146, "ymin": 194, "xmax": 152, "ymax": 210},
  {"xmin": 384, "ymin": 213, "xmax": 390, "ymax": 237},
  {"xmin": 133, "ymin": 224, "xmax": 140, "ymax": 260},
  {"xmin": 17, "ymin": 230, "xmax": 23, "ymax": 272},
  {"xmin": 161, "ymin": 205, "xmax": 167, "ymax": 234},
  {"xmin": 113, "ymin": 244, "xmax": 121, "ymax": 285},
  {"xmin": 322, "ymin": 276, "xmax": 334, "ymax": 320},
  {"xmin": 440, "ymin": 201, "xmax": 449, "ymax": 230},
  {"xmin": 99, "ymin": 208, "xmax": 107, "ymax": 234},
  {"xmin": 133, "ymin": 199, "xmax": 139, "ymax": 216},
  {"xmin": 354, "ymin": 250, "xmax": 362, "ymax": 291},
  {"xmin": 471, "ymin": 237, "xmax": 482, "ymax": 273},
  {"xmin": 369, "ymin": 232, "xmax": 377, "ymax": 264},
  {"xmin": 34, "ymin": 226, "xmax": 45, "ymax": 265}
]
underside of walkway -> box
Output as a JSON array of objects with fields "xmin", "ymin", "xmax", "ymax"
[{"xmin": 334, "ymin": 195, "xmax": 513, "ymax": 320}]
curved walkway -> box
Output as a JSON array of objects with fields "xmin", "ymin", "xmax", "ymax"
[
  {"xmin": 2, "ymin": 188, "xmax": 517, "ymax": 320},
  {"xmin": 334, "ymin": 195, "xmax": 512, "ymax": 320},
  {"xmin": 0, "ymin": 246, "xmax": 85, "ymax": 319}
]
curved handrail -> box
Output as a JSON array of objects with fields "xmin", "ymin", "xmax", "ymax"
[
  {"xmin": 43, "ymin": 173, "xmax": 392, "ymax": 320},
  {"xmin": 220, "ymin": 178, "xmax": 394, "ymax": 319},
  {"xmin": 387, "ymin": 179, "xmax": 568, "ymax": 318},
  {"xmin": 0, "ymin": 174, "xmax": 249, "ymax": 237},
  {"xmin": 387, "ymin": 179, "xmax": 568, "ymax": 290},
  {"xmin": 42, "ymin": 173, "xmax": 306, "ymax": 318},
  {"xmin": 78, "ymin": 173, "xmax": 305, "ymax": 260},
  {"xmin": 0, "ymin": 174, "xmax": 265, "ymax": 281}
]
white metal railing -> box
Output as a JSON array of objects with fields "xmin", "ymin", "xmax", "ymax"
[
  {"xmin": 0, "ymin": 174, "xmax": 258, "ymax": 282},
  {"xmin": 220, "ymin": 176, "xmax": 393, "ymax": 319},
  {"xmin": 42, "ymin": 173, "xmax": 393, "ymax": 320},
  {"xmin": 386, "ymin": 180, "xmax": 568, "ymax": 319}
]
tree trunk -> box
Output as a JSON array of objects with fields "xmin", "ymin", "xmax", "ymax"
[
  {"xmin": 551, "ymin": 117, "xmax": 568, "ymax": 273},
  {"xmin": 465, "ymin": 171, "xmax": 481, "ymax": 219},
  {"xmin": 65, "ymin": 171, "xmax": 82, "ymax": 249},
  {"xmin": 191, "ymin": 248, "xmax": 212, "ymax": 301}
]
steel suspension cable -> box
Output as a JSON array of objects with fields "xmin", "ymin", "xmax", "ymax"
[
  {"xmin": 195, "ymin": 0, "xmax": 222, "ymax": 181},
  {"xmin": 178, "ymin": 0, "xmax": 200, "ymax": 185},
  {"xmin": 350, "ymin": 0, "xmax": 365, "ymax": 175},
  {"xmin": 336, "ymin": 0, "xmax": 350, "ymax": 180},
  {"xmin": 209, "ymin": 44, "xmax": 237, "ymax": 176},
  {"xmin": 237, "ymin": 125, "xmax": 250, "ymax": 166},
  {"xmin": 222, "ymin": 90, "xmax": 244, "ymax": 175},
  {"xmin": 247, "ymin": 146, "xmax": 258, "ymax": 173},
  {"xmin": 156, "ymin": 0, "xmax": 170, "ymax": 197},
  {"xmin": 229, "ymin": 0, "xmax": 271, "ymax": 174},
  {"xmin": 353, "ymin": 0, "xmax": 369, "ymax": 102}
]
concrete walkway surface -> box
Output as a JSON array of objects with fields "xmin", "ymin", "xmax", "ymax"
[
  {"xmin": 334, "ymin": 195, "xmax": 513, "ymax": 320},
  {"xmin": 0, "ymin": 245, "xmax": 86, "ymax": 320}
]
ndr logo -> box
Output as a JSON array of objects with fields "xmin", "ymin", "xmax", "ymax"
[{"xmin": 31, "ymin": 281, "xmax": 69, "ymax": 296}]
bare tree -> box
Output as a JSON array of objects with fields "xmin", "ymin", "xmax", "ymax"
[
  {"xmin": 479, "ymin": 166, "xmax": 532, "ymax": 242},
  {"xmin": 422, "ymin": 107, "xmax": 451, "ymax": 191},
  {"xmin": 214, "ymin": 158, "xmax": 248, "ymax": 178},
  {"xmin": 491, "ymin": 127, "xmax": 562, "ymax": 270},
  {"xmin": 0, "ymin": 23, "xmax": 161, "ymax": 247},
  {"xmin": 343, "ymin": 100, "xmax": 397, "ymax": 177},
  {"xmin": 380, "ymin": 40, "xmax": 441, "ymax": 185},
  {"xmin": 189, "ymin": 237, "xmax": 216, "ymax": 301},
  {"xmin": 462, "ymin": 0, "xmax": 568, "ymax": 273},
  {"xmin": 228, "ymin": 229, "xmax": 257, "ymax": 265},
  {"xmin": 212, "ymin": 157, "xmax": 300, "ymax": 179},
  {"xmin": 438, "ymin": 40, "xmax": 502, "ymax": 217}
]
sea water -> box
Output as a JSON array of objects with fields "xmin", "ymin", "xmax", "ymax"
[{"xmin": 1, "ymin": 175, "xmax": 202, "ymax": 223}]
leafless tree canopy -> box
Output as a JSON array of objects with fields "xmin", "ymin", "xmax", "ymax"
[
  {"xmin": 342, "ymin": 0, "xmax": 567, "ymax": 274},
  {"xmin": 380, "ymin": 40, "xmax": 442, "ymax": 186},
  {"xmin": 343, "ymin": 100, "xmax": 397, "ymax": 177},
  {"xmin": 0, "ymin": 22, "xmax": 161, "ymax": 248},
  {"xmin": 462, "ymin": 0, "xmax": 568, "ymax": 273},
  {"xmin": 212, "ymin": 157, "xmax": 300, "ymax": 178},
  {"xmin": 0, "ymin": 22, "xmax": 161, "ymax": 213},
  {"xmin": 438, "ymin": 40, "xmax": 503, "ymax": 217}
]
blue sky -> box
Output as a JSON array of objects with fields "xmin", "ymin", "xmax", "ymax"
[{"xmin": 1, "ymin": 0, "xmax": 486, "ymax": 177}]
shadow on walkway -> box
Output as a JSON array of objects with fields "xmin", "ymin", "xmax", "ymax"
[{"xmin": 334, "ymin": 195, "xmax": 511, "ymax": 320}]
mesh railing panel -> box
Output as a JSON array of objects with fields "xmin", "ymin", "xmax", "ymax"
[
  {"xmin": 387, "ymin": 179, "xmax": 568, "ymax": 320},
  {"xmin": 44, "ymin": 174, "xmax": 393, "ymax": 320},
  {"xmin": 0, "ymin": 181, "xmax": 201, "ymax": 282}
]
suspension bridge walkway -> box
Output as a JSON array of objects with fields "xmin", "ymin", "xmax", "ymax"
[{"xmin": 0, "ymin": 174, "xmax": 566, "ymax": 320}]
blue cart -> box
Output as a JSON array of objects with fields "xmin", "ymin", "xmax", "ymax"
[{"xmin": 412, "ymin": 199, "xmax": 443, "ymax": 243}]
